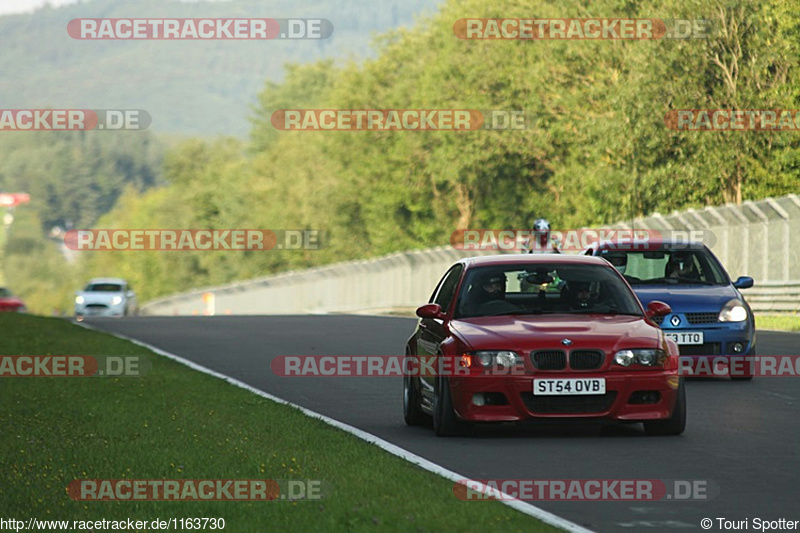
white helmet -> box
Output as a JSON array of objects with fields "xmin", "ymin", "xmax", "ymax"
[
  {"xmin": 528, "ymin": 218, "xmax": 559, "ymax": 254},
  {"xmin": 533, "ymin": 218, "xmax": 551, "ymax": 235}
]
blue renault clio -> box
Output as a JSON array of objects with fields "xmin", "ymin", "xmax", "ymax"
[{"xmin": 584, "ymin": 240, "xmax": 755, "ymax": 380}]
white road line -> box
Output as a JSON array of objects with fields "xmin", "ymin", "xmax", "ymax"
[
  {"xmin": 762, "ymin": 391, "xmax": 795, "ymax": 402},
  {"xmin": 77, "ymin": 321, "xmax": 596, "ymax": 533}
]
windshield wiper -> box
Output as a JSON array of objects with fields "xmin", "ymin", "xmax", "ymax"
[
  {"xmin": 635, "ymin": 278, "xmax": 714, "ymax": 286},
  {"xmin": 673, "ymin": 278, "xmax": 715, "ymax": 285}
]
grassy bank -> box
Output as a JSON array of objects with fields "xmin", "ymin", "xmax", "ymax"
[
  {"xmin": 756, "ymin": 313, "xmax": 800, "ymax": 332},
  {"xmin": 0, "ymin": 313, "xmax": 559, "ymax": 532}
]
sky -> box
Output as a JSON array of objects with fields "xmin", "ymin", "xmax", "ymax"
[{"xmin": 0, "ymin": 0, "xmax": 79, "ymax": 16}]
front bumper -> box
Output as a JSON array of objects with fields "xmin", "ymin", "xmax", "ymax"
[
  {"xmin": 449, "ymin": 371, "xmax": 679, "ymax": 423},
  {"xmin": 660, "ymin": 316, "xmax": 755, "ymax": 359},
  {"xmin": 75, "ymin": 303, "xmax": 125, "ymax": 317}
]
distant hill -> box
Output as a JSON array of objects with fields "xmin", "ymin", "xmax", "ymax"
[{"xmin": 0, "ymin": 0, "xmax": 442, "ymax": 137}]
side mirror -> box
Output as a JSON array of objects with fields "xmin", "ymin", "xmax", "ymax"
[
  {"xmin": 127, "ymin": 291, "xmax": 135, "ymax": 298},
  {"xmin": 645, "ymin": 300, "xmax": 671, "ymax": 319},
  {"xmin": 733, "ymin": 276, "xmax": 753, "ymax": 289},
  {"xmin": 416, "ymin": 303, "xmax": 444, "ymax": 319}
]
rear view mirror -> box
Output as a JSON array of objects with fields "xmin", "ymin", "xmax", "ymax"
[
  {"xmin": 416, "ymin": 303, "xmax": 444, "ymax": 319},
  {"xmin": 645, "ymin": 300, "xmax": 671, "ymax": 319},
  {"xmin": 524, "ymin": 268, "xmax": 555, "ymax": 285},
  {"xmin": 525, "ymin": 274, "xmax": 554, "ymax": 285}
]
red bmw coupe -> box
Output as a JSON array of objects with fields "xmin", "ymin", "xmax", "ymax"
[{"xmin": 404, "ymin": 254, "xmax": 685, "ymax": 436}]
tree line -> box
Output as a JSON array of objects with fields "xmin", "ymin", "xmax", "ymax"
[{"xmin": 6, "ymin": 0, "xmax": 800, "ymax": 313}]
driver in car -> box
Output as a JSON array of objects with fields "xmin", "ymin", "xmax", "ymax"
[
  {"xmin": 666, "ymin": 252, "xmax": 700, "ymax": 280},
  {"xmin": 463, "ymin": 272, "xmax": 517, "ymax": 315},
  {"xmin": 603, "ymin": 251, "xmax": 627, "ymax": 274},
  {"xmin": 480, "ymin": 274, "xmax": 505, "ymax": 298}
]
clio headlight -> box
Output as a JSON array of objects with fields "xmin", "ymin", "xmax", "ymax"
[
  {"xmin": 719, "ymin": 299, "xmax": 747, "ymax": 322},
  {"xmin": 112, "ymin": 296, "xmax": 123, "ymax": 305},
  {"xmin": 75, "ymin": 296, "xmax": 85, "ymax": 305}
]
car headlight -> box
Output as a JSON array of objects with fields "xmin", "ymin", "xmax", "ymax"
[
  {"xmin": 112, "ymin": 296, "xmax": 123, "ymax": 305},
  {"xmin": 719, "ymin": 299, "xmax": 747, "ymax": 322},
  {"xmin": 75, "ymin": 296, "xmax": 84, "ymax": 305},
  {"xmin": 614, "ymin": 350, "xmax": 635, "ymax": 367},
  {"xmin": 473, "ymin": 351, "xmax": 523, "ymax": 368},
  {"xmin": 614, "ymin": 349, "xmax": 667, "ymax": 367}
]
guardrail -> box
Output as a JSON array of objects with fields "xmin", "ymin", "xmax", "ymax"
[
  {"xmin": 141, "ymin": 194, "xmax": 800, "ymax": 316},
  {"xmin": 743, "ymin": 282, "xmax": 800, "ymax": 313},
  {"xmin": 609, "ymin": 194, "xmax": 800, "ymax": 288},
  {"xmin": 141, "ymin": 247, "xmax": 492, "ymax": 316}
]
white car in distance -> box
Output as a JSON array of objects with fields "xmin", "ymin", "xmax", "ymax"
[{"xmin": 75, "ymin": 278, "xmax": 138, "ymax": 318}]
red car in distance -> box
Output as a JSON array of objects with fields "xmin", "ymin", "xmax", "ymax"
[
  {"xmin": 404, "ymin": 254, "xmax": 685, "ymax": 437},
  {"xmin": 0, "ymin": 287, "xmax": 26, "ymax": 313}
]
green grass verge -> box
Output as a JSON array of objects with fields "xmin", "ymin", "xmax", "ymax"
[
  {"xmin": 0, "ymin": 314, "xmax": 561, "ymax": 533},
  {"xmin": 756, "ymin": 313, "xmax": 800, "ymax": 332}
]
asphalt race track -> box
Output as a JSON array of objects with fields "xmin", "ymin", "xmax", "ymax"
[{"xmin": 86, "ymin": 316, "xmax": 799, "ymax": 533}]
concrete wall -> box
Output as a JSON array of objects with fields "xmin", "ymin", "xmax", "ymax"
[
  {"xmin": 142, "ymin": 248, "xmax": 492, "ymax": 315},
  {"xmin": 142, "ymin": 194, "xmax": 800, "ymax": 315}
]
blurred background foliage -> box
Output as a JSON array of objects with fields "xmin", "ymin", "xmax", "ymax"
[{"xmin": 2, "ymin": 0, "xmax": 799, "ymax": 313}]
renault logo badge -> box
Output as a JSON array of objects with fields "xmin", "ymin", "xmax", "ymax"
[
  {"xmin": 562, "ymin": 338, "xmax": 572, "ymax": 346},
  {"xmin": 670, "ymin": 315, "xmax": 681, "ymax": 327}
]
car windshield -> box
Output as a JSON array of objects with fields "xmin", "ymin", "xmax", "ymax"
[
  {"xmin": 455, "ymin": 263, "xmax": 642, "ymax": 319},
  {"xmin": 0, "ymin": 288, "xmax": 11, "ymax": 297},
  {"xmin": 85, "ymin": 283, "xmax": 123, "ymax": 292},
  {"xmin": 598, "ymin": 247, "xmax": 728, "ymax": 285}
]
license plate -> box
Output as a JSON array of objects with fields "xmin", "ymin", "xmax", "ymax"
[
  {"xmin": 533, "ymin": 378, "xmax": 606, "ymax": 396},
  {"xmin": 665, "ymin": 331, "xmax": 704, "ymax": 345}
]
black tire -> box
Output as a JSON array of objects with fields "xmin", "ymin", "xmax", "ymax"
[
  {"xmin": 644, "ymin": 379, "xmax": 686, "ymax": 436},
  {"xmin": 403, "ymin": 371, "xmax": 427, "ymax": 426},
  {"xmin": 433, "ymin": 377, "xmax": 468, "ymax": 437}
]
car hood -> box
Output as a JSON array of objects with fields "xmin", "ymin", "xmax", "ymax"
[
  {"xmin": 450, "ymin": 314, "xmax": 661, "ymax": 353},
  {"xmin": 78, "ymin": 292, "xmax": 124, "ymax": 304},
  {"xmin": 630, "ymin": 285, "xmax": 740, "ymax": 311}
]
